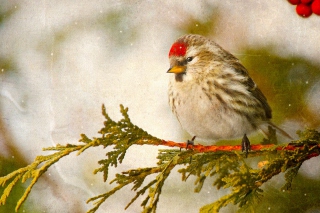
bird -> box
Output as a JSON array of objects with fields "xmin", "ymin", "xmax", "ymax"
[{"xmin": 167, "ymin": 34, "xmax": 291, "ymax": 150}]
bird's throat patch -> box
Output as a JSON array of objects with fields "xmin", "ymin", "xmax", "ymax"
[{"xmin": 175, "ymin": 73, "xmax": 184, "ymax": 82}]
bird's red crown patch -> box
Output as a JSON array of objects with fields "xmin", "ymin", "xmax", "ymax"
[{"xmin": 169, "ymin": 42, "xmax": 187, "ymax": 57}]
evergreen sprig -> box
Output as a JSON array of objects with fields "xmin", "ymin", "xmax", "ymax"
[
  {"xmin": 0, "ymin": 105, "xmax": 319, "ymax": 213},
  {"xmin": 0, "ymin": 144, "xmax": 83, "ymax": 212}
]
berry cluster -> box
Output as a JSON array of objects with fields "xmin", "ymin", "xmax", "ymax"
[{"xmin": 288, "ymin": 0, "xmax": 320, "ymax": 17}]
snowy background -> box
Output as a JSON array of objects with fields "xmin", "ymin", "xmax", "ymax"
[{"xmin": 1, "ymin": 1, "xmax": 320, "ymax": 212}]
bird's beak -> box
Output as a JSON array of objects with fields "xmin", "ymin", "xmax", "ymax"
[{"xmin": 167, "ymin": 65, "xmax": 186, "ymax": 74}]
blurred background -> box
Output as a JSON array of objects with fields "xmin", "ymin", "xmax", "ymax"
[{"xmin": 1, "ymin": 1, "xmax": 320, "ymax": 212}]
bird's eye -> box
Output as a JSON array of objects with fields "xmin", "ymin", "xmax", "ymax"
[{"xmin": 186, "ymin": 57, "xmax": 193, "ymax": 62}]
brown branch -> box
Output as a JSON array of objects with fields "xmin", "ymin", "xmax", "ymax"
[
  {"xmin": 159, "ymin": 140, "xmax": 274, "ymax": 152},
  {"xmin": 152, "ymin": 140, "xmax": 320, "ymax": 159}
]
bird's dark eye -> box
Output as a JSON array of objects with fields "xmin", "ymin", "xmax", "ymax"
[{"xmin": 186, "ymin": 57, "xmax": 193, "ymax": 62}]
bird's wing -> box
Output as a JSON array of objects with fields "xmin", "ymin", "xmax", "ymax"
[{"xmin": 231, "ymin": 60, "xmax": 272, "ymax": 120}]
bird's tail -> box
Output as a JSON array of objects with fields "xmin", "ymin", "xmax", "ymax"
[{"xmin": 259, "ymin": 121, "xmax": 293, "ymax": 140}]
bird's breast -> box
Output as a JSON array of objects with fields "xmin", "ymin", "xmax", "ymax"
[{"xmin": 168, "ymin": 79, "xmax": 256, "ymax": 143}]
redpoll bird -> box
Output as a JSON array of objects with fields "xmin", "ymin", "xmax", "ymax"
[{"xmin": 167, "ymin": 34, "xmax": 291, "ymax": 148}]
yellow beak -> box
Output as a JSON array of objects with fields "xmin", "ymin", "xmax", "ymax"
[{"xmin": 167, "ymin": 66, "xmax": 186, "ymax": 74}]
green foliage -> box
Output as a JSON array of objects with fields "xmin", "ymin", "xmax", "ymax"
[
  {"xmin": 0, "ymin": 105, "xmax": 161, "ymax": 212},
  {"xmin": 0, "ymin": 105, "xmax": 319, "ymax": 213},
  {"xmin": 0, "ymin": 145, "xmax": 83, "ymax": 211},
  {"xmin": 85, "ymin": 105, "xmax": 162, "ymax": 182},
  {"xmin": 0, "ymin": 157, "xmax": 38, "ymax": 213}
]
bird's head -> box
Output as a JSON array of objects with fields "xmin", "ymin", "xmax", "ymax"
[{"xmin": 167, "ymin": 34, "xmax": 225, "ymax": 82}]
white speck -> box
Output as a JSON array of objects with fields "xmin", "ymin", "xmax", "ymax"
[
  {"xmin": 282, "ymin": 189, "xmax": 285, "ymax": 192},
  {"xmin": 75, "ymin": 22, "xmax": 78, "ymax": 25},
  {"xmin": 48, "ymin": 173, "xmax": 51, "ymax": 176},
  {"xmin": 50, "ymin": 52, "xmax": 53, "ymax": 56},
  {"xmin": 288, "ymin": 104, "xmax": 291, "ymax": 107},
  {"xmin": 207, "ymin": 191, "xmax": 210, "ymax": 194},
  {"xmin": 304, "ymin": 193, "xmax": 307, "ymax": 196},
  {"xmin": 268, "ymin": 207, "xmax": 271, "ymax": 210},
  {"xmin": 120, "ymin": 30, "xmax": 122, "ymax": 33},
  {"xmin": 21, "ymin": 100, "xmax": 24, "ymax": 103},
  {"xmin": 14, "ymin": 5, "xmax": 17, "ymax": 8},
  {"xmin": 1, "ymin": 69, "xmax": 4, "ymax": 72},
  {"xmin": 91, "ymin": 183, "xmax": 93, "ymax": 186},
  {"xmin": 292, "ymin": 63, "xmax": 294, "ymax": 66},
  {"xmin": 306, "ymin": 81, "xmax": 309, "ymax": 84},
  {"xmin": 100, "ymin": 10, "xmax": 103, "ymax": 13},
  {"xmin": 130, "ymin": 43, "xmax": 133, "ymax": 46},
  {"xmin": 196, "ymin": 24, "xmax": 198, "ymax": 27},
  {"xmin": 12, "ymin": 156, "xmax": 14, "ymax": 158}
]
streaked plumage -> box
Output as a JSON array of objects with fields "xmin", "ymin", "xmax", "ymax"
[{"xmin": 167, "ymin": 34, "xmax": 290, "ymax": 144}]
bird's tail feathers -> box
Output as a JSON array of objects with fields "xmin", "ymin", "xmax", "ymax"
[{"xmin": 259, "ymin": 122, "xmax": 293, "ymax": 140}]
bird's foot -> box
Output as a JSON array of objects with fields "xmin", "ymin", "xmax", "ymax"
[
  {"xmin": 241, "ymin": 134, "xmax": 251, "ymax": 157},
  {"xmin": 186, "ymin": 136, "xmax": 196, "ymax": 163},
  {"xmin": 186, "ymin": 136, "xmax": 196, "ymax": 149},
  {"xmin": 180, "ymin": 136, "xmax": 196, "ymax": 151}
]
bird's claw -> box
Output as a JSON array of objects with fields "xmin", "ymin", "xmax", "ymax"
[
  {"xmin": 180, "ymin": 136, "xmax": 196, "ymax": 151},
  {"xmin": 241, "ymin": 134, "xmax": 251, "ymax": 157},
  {"xmin": 186, "ymin": 136, "xmax": 196, "ymax": 149},
  {"xmin": 186, "ymin": 136, "xmax": 197, "ymax": 163}
]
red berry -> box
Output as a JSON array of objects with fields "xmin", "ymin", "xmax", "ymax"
[
  {"xmin": 296, "ymin": 3, "xmax": 313, "ymax": 17},
  {"xmin": 288, "ymin": 0, "xmax": 301, "ymax": 5},
  {"xmin": 301, "ymin": 0, "xmax": 313, "ymax": 4},
  {"xmin": 312, "ymin": 0, "xmax": 320, "ymax": 15}
]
